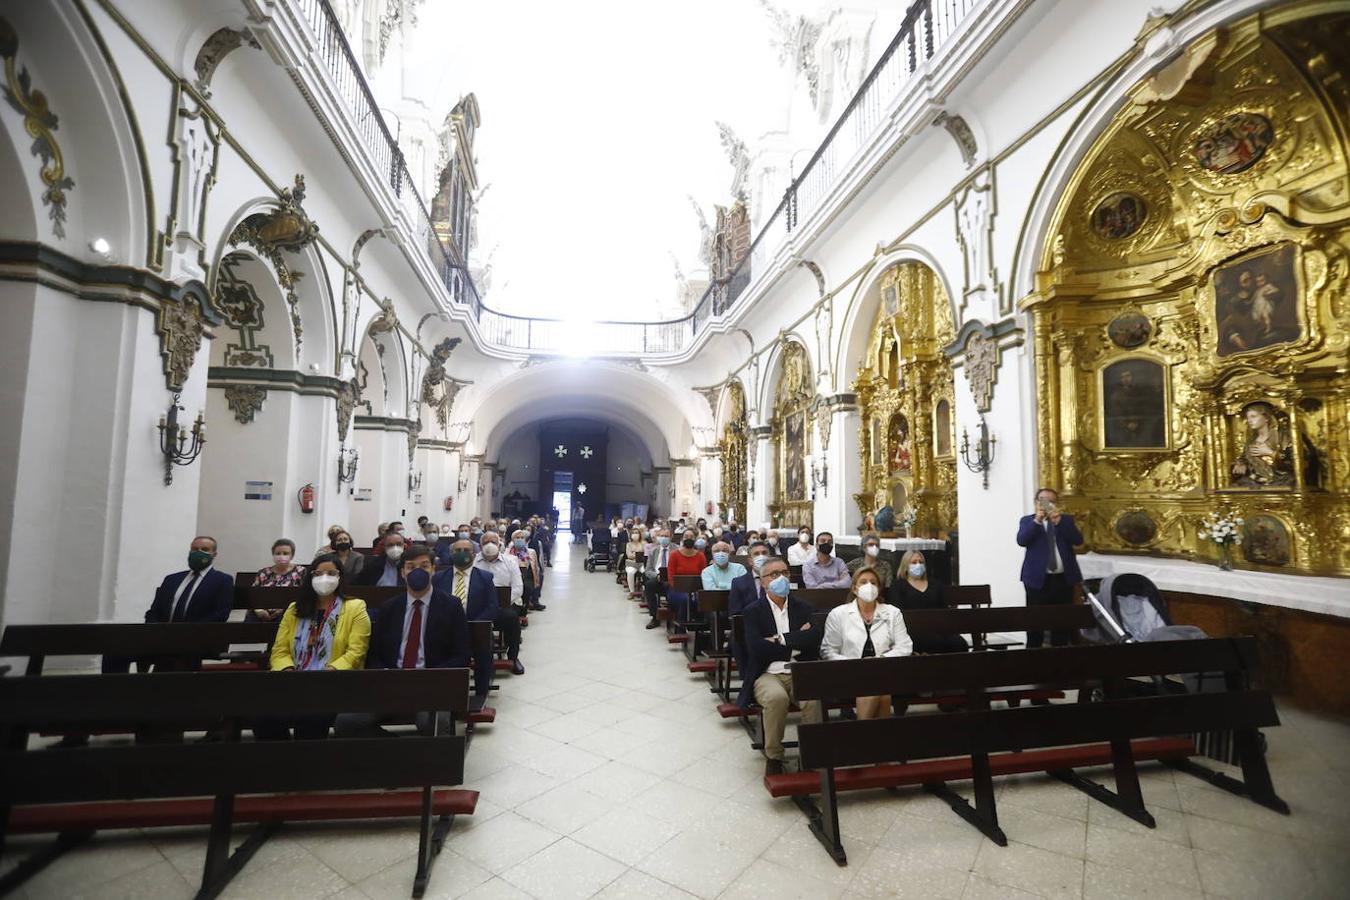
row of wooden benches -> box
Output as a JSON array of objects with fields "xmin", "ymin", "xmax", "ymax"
[
  {"xmin": 639, "ymin": 581, "xmax": 1289, "ymax": 865},
  {"xmin": 0, "ymin": 583, "xmax": 527, "ymax": 899}
]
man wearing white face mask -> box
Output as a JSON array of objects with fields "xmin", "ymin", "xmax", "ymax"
[
  {"xmin": 846, "ymin": 533, "xmax": 895, "ymax": 588},
  {"xmin": 355, "ymin": 531, "xmax": 407, "ymax": 586},
  {"xmin": 762, "ymin": 524, "xmax": 788, "ymax": 562},
  {"xmin": 700, "ymin": 541, "xmax": 746, "ymax": 590},
  {"xmin": 787, "ymin": 527, "xmax": 815, "ymax": 566},
  {"xmin": 471, "ymin": 532, "xmax": 526, "ymax": 676}
]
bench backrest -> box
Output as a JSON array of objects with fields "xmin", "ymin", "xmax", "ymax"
[
  {"xmin": 673, "ymin": 575, "xmax": 703, "ymax": 593},
  {"xmin": 0, "ymin": 623, "xmax": 280, "ymax": 675},
  {"xmin": 899, "ymin": 604, "xmax": 1094, "ymax": 638},
  {"xmin": 696, "ymin": 590, "xmax": 730, "ymax": 613},
  {"xmin": 795, "ymin": 589, "xmax": 852, "ymax": 611},
  {"xmin": 233, "ymin": 585, "xmax": 404, "ymax": 610},
  {"xmin": 944, "ymin": 584, "xmax": 992, "ymax": 607}
]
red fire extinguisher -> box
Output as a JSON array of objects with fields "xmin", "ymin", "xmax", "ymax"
[{"xmin": 298, "ymin": 483, "xmax": 316, "ymax": 514}]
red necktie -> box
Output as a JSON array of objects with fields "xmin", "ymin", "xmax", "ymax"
[{"xmin": 402, "ymin": 599, "xmax": 424, "ymax": 669}]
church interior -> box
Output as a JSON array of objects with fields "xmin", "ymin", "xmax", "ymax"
[{"xmin": 1, "ymin": 0, "xmax": 1349, "ymax": 897}]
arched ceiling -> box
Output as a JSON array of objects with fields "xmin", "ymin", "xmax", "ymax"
[
  {"xmin": 484, "ymin": 397, "xmax": 671, "ymax": 467},
  {"xmin": 494, "ymin": 415, "xmax": 656, "ymax": 469}
]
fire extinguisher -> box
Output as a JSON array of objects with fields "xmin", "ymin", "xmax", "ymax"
[
  {"xmin": 298, "ymin": 483, "xmax": 316, "ymax": 514},
  {"xmin": 443, "ymin": 496, "xmax": 454, "ymax": 511}
]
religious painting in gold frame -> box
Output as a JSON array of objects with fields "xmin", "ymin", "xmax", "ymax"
[
  {"xmin": 1099, "ymin": 357, "xmax": 1169, "ymax": 450},
  {"xmin": 1210, "ymin": 242, "xmax": 1304, "ymax": 359},
  {"xmin": 771, "ymin": 339, "xmax": 814, "ymax": 528}
]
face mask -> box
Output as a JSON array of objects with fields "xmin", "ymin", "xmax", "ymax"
[
  {"xmin": 768, "ymin": 575, "xmax": 791, "ymax": 598},
  {"xmin": 909, "ymin": 563, "xmax": 926, "ymax": 578},
  {"xmin": 798, "ymin": 533, "xmax": 810, "ymax": 545},
  {"xmin": 452, "ymin": 549, "xmax": 474, "ymax": 568},
  {"xmin": 767, "ymin": 535, "xmax": 778, "ymax": 545},
  {"xmin": 312, "ymin": 573, "xmax": 340, "ymax": 596},
  {"xmin": 273, "ymin": 553, "xmax": 292, "ymax": 566},
  {"xmin": 658, "ymin": 536, "xmax": 670, "ymax": 546},
  {"xmin": 482, "ymin": 542, "xmax": 499, "ymax": 559},
  {"xmin": 406, "ymin": 567, "xmax": 431, "ymax": 591},
  {"xmin": 386, "ymin": 545, "xmax": 404, "ymax": 561},
  {"xmin": 334, "ymin": 540, "xmax": 352, "ymax": 552},
  {"xmin": 713, "ymin": 527, "xmax": 723, "ymax": 536},
  {"xmin": 865, "ymin": 545, "xmax": 880, "ymax": 558},
  {"xmin": 682, "ymin": 538, "xmax": 696, "ymax": 549},
  {"xmin": 751, "ymin": 554, "xmax": 768, "ymax": 570},
  {"xmin": 713, "ymin": 551, "xmax": 730, "ymax": 566},
  {"xmin": 472, "ymin": 529, "xmax": 483, "ymax": 538},
  {"xmin": 514, "ymin": 539, "xmax": 527, "ymax": 549},
  {"xmin": 856, "ymin": 582, "xmax": 879, "ymax": 603},
  {"xmin": 458, "ymin": 531, "xmax": 469, "ymax": 539},
  {"xmin": 695, "ymin": 538, "xmax": 707, "ymax": 549},
  {"xmin": 188, "ymin": 549, "xmax": 212, "ymax": 572},
  {"xmin": 817, "ymin": 542, "xmax": 834, "ymax": 557}
]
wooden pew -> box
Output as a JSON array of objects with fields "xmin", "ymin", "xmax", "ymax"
[
  {"xmin": 0, "ymin": 669, "xmax": 476, "ymax": 898},
  {"xmin": 0, "ymin": 622, "xmax": 278, "ymax": 676},
  {"xmin": 781, "ymin": 637, "xmax": 1285, "ymax": 864}
]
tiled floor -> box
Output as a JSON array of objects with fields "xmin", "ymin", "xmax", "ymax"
[{"xmin": 7, "ymin": 544, "xmax": 1350, "ymax": 898}]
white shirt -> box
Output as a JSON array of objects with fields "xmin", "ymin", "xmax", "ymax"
[
  {"xmin": 821, "ymin": 601, "xmax": 913, "ymax": 660},
  {"xmin": 787, "ymin": 542, "xmax": 814, "ymax": 566},
  {"xmin": 172, "ymin": 564, "xmax": 212, "ymax": 619},
  {"xmin": 475, "ymin": 553, "xmax": 523, "ymax": 603},
  {"xmin": 766, "ymin": 597, "xmax": 793, "ymax": 675},
  {"xmin": 399, "ymin": 591, "xmax": 431, "ymax": 669}
]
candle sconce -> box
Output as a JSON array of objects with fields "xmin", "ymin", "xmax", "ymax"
[
  {"xmin": 157, "ymin": 393, "xmax": 205, "ymax": 486},
  {"xmin": 408, "ymin": 469, "xmax": 423, "ymax": 495},
  {"xmin": 960, "ymin": 416, "xmax": 998, "ymax": 489},
  {"xmin": 337, "ymin": 446, "xmax": 359, "ymax": 488}
]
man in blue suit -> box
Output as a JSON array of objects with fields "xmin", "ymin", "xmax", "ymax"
[
  {"xmin": 336, "ymin": 544, "xmax": 471, "ymax": 737},
  {"xmin": 1016, "ymin": 487, "xmax": 1084, "ymax": 648},
  {"xmin": 726, "ymin": 541, "xmax": 771, "ymax": 705},
  {"xmin": 434, "ymin": 539, "xmax": 502, "ymax": 697},
  {"xmin": 738, "ymin": 556, "xmax": 823, "ymax": 775},
  {"xmin": 101, "ymin": 535, "xmax": 233, "ymax": 673}
]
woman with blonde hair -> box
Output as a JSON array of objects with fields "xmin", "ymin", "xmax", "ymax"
[
  {"xmin": 890, "ymin": 549, "xmax": 967, "ymax": 654},
  {"xmin": 821, "ymin": 567, "xmax": 912, "ymax": 719}
]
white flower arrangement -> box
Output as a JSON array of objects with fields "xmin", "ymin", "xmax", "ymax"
[
  {"xmin": 896, "ymin": 506, "xmax": 917, "ymax": 529},
  {"xmin": 1198, "ymin": 511, "xmax": 1244, "ymax": 546}
]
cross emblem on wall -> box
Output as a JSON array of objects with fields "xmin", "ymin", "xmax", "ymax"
[
  {"xmin": 554, "ymin": 445, "xmax": 567, "ymax": 458},
  {"xmin": 577, "ymin": 483, "xmax": 588, "ymax": 493},
  {"xmin": 580, "ymin": 446, "xmax": 593, "ymax": 458}
]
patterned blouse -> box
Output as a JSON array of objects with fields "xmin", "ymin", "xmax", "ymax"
[
  {"xmin": 293, "ymin": 597, "xmax": 342, "ymax": 671},
  {"xmin": 253, "ymin": 565, "xmax": 307, "ymax": 587}
]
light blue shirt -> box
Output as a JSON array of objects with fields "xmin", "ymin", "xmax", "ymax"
[
  {"xmin": 377, "ymin": 560, "xmax": 400, "ymax": 587},
  {"xmin": 701, "ymin": 561, "xmax": 747, "ymax": 590}
]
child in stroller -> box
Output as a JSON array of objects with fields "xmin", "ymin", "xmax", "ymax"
[{"xmin": 585, "ymin": 526, "xmax": 613, "ymax": 572}]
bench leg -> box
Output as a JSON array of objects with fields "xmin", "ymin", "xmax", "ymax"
[
  {"xmin": 196, "ymin": 794, "xmax": 278, "ymax": 900},
  {"xmin": 1049, "ymin": 739, "xmax": 1154, "ymax": 829},
  {"xmin": 1165, "ymin": 731, "xmax": 1289, "ymax": 815},
  {"xmin": 412, "ymin": 787, "xmax": 454, "ymax": 898},
  {"xmin": 925, "ymin": 755, "xmax": 1007, "ymax": 847},
  {"xmin": 800, "ymin": 768, "xmax": 847, "ymax": 866},
  {"xmin": 0, "ymin": 830, "xmax": 93, "ymax": 896}
]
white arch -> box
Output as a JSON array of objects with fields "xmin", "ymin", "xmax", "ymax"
[
  {"xmin": 484, "ymin": 396, "xmax": 672, "ymax": 468},
  {"xmin": 755, "ymin": 332, "xmax": 813, "ymax": 426}
]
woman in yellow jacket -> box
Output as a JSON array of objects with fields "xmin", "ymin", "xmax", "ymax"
[{"xmin": 253, "ymin": 554, "xmax": 371, "ymax": 740}]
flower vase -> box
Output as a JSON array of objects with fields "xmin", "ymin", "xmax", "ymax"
[
  {"xmin": 904, "ymin": 526, "xmax": 913, "ymax": 539},
  {"xmin": 1217, "ymin": 543, "xmax": 1234, "ymax": 571}
]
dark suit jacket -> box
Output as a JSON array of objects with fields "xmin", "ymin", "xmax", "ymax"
[
  {"xmin": 737, "ymin": 594, "xmax": 822, "ymax": 707},
  {"xmin": 1016, "ymin": 514, "xmax": 1084, "ymax": 589},
  {"xmin": 146, "ymin": 568, "xmax": 233, "ymax": 623},
  {"xmin": 354, "ymin": 554, "xmax": 406, "ymax": 587},
  {"xmin": 366, "ymin": 590, "xmax": 471, "ymax": 670},
  {"xmin": 728, "ymin": 571, "xmax": 763, "ymax": 616},
  {"xmin": 431, "ymin": 566, "xmax": 497, "ymax": 621}
]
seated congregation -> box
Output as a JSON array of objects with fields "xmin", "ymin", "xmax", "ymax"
[{"xmin": 0, "ymin": 515, "xmax": 556, "ymax": 898}]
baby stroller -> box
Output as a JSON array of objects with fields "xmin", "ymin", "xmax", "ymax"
[
  {"xmin": 584, "ymin": 527, "xmax": 612, "ymax": 572},
  {"xmin": 1082, "ymin": 572, "xmax": 1255, "ymax": 765}
]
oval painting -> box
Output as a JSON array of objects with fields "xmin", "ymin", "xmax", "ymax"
[
  {"xmin": 1241, "ymin": 514, "xmax": 1291, "ymax": 566},
  {"xmin": 1091, "ymin": 193, "xmax": 1147, "ymax": 240},
  {"xmin": 1114, "ymin": 510, "xmax": 1157, "ymax": 546},
  {"xmin": 1107, "ymin": 311, "xmax": 1152, "ymax": 349},
  {"xmin": 1191, "ymin": 113, "xmax": 1275, "ymax": 175}
]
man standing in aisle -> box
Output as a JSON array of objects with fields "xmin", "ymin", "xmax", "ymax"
[{"xmin": 1016, "ymin": 487, "xmax": 1084, "ymax": 648}]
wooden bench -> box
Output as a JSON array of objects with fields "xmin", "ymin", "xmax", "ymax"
[
  {"xmin": 0, "ymin": 668, "xmax": 475, "ymax": 898},
  {"xmin": 784, "ymin": 637, "xmax": 1285, "ymax": 864},
  {"xmin": 0, "ymin": 622, "xmax": 279, "ymax": 676}
]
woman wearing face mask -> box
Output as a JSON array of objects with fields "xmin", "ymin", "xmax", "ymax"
[
  {"xmin": 510, "ymin": 529, "xmax": 544, "ymax": 611},
  {"xmin": 324, "ymin": 529, "xmax": 365, "ymax": 580},
  {"xmin": 254, "ymin": 555, "xmax": 371, "ymax": 740},
  {"xmin": 247, "ymin": 538, "xmax": 307, "ymax": 622},
  {"xmin": 846, "ymin": 533, "xmax": 894, "ymax": 588},
  {"xmin": 821, "ymin": 569, "xmax": 912, "ymax": 719},
  {"xmin": 624, "ymin": 528, "xmax": 646, "ymax": 597},
  {"xmin": 787, "ymin": 528, "xmax": 815, "ymax": 566},
  {"xmin": 890, "ymin": 550, "xmax": 967, "ymax": 653}
]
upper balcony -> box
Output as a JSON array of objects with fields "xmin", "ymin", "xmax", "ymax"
[{"xmin": 281, "ymin": 0, "xmax": 999, "ymax": 359}]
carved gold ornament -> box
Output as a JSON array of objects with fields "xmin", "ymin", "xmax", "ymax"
[
  {"xmin": 0, "ymin": 16, "xmax": 74, "ymax": 238},
  {"xmin": 157, "ymin": 294, "xmax": 207, "ymax": 393},
  {"xmin": 224, "ymin": 385, "xmax": 266, "ymax": 424}
]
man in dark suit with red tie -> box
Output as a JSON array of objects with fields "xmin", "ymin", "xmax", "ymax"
[
  {"xmin": 101, "ymin": 535, "xmax": 234, "ymax": 673},
  {"xmin": 336, "ymin": 544, "xmax": 471, "ymax": 737},
  {"xmin": 1016, "ymin": 487, "xmax": 1084, "ymax": 648}
]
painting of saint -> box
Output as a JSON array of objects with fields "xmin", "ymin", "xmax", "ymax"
[
  {"xmin": 1091, "ymin": 193, "xmax": 1146, "ymax": 240},
  {"xmin": 934, "ymin": 400, "xmax": 952, "ymax": 457},
  {"xmin": 1229, "ymin": 402, "xmax": 1294, "ymax": 488},
  {"xmin": 888, "ymin": 414, "xmax": 911, "ymax": 473},
  {"xmin": 1191, "ymin": 112, "xmax": 1275, "ymax": 174},
  {"xmin": 1102, "ymin": 359, "xmax": 1167, "ymax": 449},
  {"xmin": 1107, "ymin": 311, "xmax": 1152, "ymax": 349},
  {"xmin": 1241, "ymin": 515, "xmax": 1291, "ymax": 566},
  {"xmin": 870, "ymin": 418, "xmax": 882, "ymax": 466},
  {"xmin": 1114, "ymin": 510, "xmax": 1158, "ymax": 546},
  {"xmin": 1213, "ymin": 244, "xmax": 1301, "ymax": 357},
  {"xmin": 784, "ymin": 410, "xmax": 806, "ymax": 501}
]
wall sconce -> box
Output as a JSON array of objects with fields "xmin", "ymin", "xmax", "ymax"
[
  {"xmin": 960, "ymin": 416, "xmax": 998, "ymax": 489},
  {"xmin": 809, "ymin": 454, "xmax": 828, "ymax": 498},
  {"xmin": 157, "ymin": 393, "xmax": 205, "ymax": 486},
  {"xmin": 337, "ymin": 446, "xmax": 359, "ymax": 488},
  {"xmin": 408, "ymin": 469, "xmax": 423, "ymax": 495}
]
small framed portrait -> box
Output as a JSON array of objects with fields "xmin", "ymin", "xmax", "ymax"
[
  {"xmin": 1191, "ymin": 112, "xmax": 1275, "ymax": 175},
  {"xmin": 1101, "ymin": 358, "xmax": 1168, "ymax": 449},
  {"xmin": 1091, "ymin": 193, "xmax": 1147, "ymax": 240},
  {"xmin": 1114, "ymin": 510, "xmax": 1158, "ymax": 546},
  {"xmin": 1212, "ymin": 243, "xmax": 1302, "ymax": 358},
  {"xmin": 1241, "ymin": 514, "xmax": 1291, "ymax": 566},
  {"xmin": 1107, "ymin": 311, "xmax": 1152, "ymax": 349}
]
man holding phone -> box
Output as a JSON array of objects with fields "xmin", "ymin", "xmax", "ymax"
[{"xmin": 1016, "ymin": 487, "xmax": 1084, "ymax": 648}]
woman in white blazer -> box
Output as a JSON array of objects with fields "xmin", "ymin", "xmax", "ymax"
[{"xmin": 821, "ymin": 568, "xmax": 914, "ymax": 719}]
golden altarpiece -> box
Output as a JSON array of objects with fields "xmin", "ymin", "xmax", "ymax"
[
  {"xmin": 718, "ymin": 380, "xmax": 748, "ymax": 525},
  {"xmin": 1025, "ymin": 5, "xmax": 1350, "ymax": 577},
  {"xmin": 853, "ymin": 262, "xmax": 959, "ymax": 537},
  {"xmin": 769, "ymin": 340, "xmax": 814, "ymax": 529}
]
